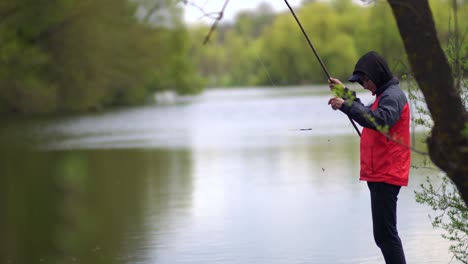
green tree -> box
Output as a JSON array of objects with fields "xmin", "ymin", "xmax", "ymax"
[
  {"xmin": 366, "ymin": 1, "xmax": 405, "ymax": 66},
  {"xmin": 187, "ymin": 0, "xmax": 465, "ymax": 89},
  {"xmin": 0, "ymin": 0, "xmax": 201, "ymax": 114}
]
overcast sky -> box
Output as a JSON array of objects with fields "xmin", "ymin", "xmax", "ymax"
[{"xmin": 183, "ymin": 0, "xmax": 302, "ymax": 24}]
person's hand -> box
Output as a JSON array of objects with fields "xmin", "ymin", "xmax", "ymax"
[
  {"xmin": 328, "ymin": 77, "xmax": 344, "ymax": 91},
  {"xmin": 328, "ymin": 96, "xmax": 344, "ymax": 110}
]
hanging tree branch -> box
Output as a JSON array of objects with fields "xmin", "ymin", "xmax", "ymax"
[
  {"xmin": 202, "ymin": 0, "xmax": 230, "ymax": 44},
  {"xmin": 180, "ymin": 0, "xmax": 230, "ymax": 44},
  {"xmin": 181, "ymin": 0, "xmax": 220, "ymax": 20}
]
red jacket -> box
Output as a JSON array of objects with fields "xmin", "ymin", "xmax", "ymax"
[
  {"xmin": 340, "ymin": 52, "xmax": 411, "ymax": 186},
  {"xmin": 359, "ymin": 96, "xmax": 410, "ymax": 186}
]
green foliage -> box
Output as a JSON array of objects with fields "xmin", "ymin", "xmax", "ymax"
[
  {"xmin": 332, "ymin": 84, "xmax": 355, "ymax": 102},
  {"xmin": 332, "ymin": 84, "xmax": 346, "ymax": 98},
  {"xmin": 0, "ymin": 0, "xmax": 201, "ymax": 114},
  {"xmin": 189, "ymin": 0, "xmax": 467, "ymax": 88},
  {"xmin": 415, "ymin": 177, "xmax": 468, "ymax": 263}
]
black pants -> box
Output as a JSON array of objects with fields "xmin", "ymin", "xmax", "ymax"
[{"xmin": 367, "ymin": 182, "xmax": 406, "ymax": 264}]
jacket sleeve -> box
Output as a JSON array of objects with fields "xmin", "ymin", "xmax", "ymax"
[{"xmin": 339, "ymin": 93, "xmax": 403, "ymax": 130}]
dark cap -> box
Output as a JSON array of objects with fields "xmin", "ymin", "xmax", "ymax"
[
  {"xmin": 348, "ymin": 73, "xmax": 361, "ymax": 83},
  {"xmin": 348, "ymin": 72, "xmax": 363, "ymax": 86}
]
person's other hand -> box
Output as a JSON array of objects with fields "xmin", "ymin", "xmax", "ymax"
[{"xmin": 328, "ymin": 96, "xmax": 344, "ymax": 110}]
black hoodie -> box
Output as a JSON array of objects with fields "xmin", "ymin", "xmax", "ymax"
[
  {"xmin": 351, "ymin": 51, "xmax": 393, "ymax": 91},
  {"xmin": 339, "ymin": 52, "xmax": 408, "ymax": 130}
]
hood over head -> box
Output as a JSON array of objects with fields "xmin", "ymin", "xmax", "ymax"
[{"xmin": 348, "ymin": 51, "xmax": 393, "ymax": 88}]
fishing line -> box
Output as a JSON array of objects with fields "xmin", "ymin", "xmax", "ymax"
[
  {"xmin": 254, "ymin": 51, "xmax": 277, "ymax": 89},
  {"xmin": 283, "ymin": 0, "xmax": 361, "ymax": 137}
]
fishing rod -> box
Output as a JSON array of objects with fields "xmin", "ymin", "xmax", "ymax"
[{"xmin": 283, "ymin": 0, "xmax": 361, "ymax": 137}]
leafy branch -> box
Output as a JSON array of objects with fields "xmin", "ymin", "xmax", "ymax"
[{"xmin": 415, "ymin": 176, "xmax": 468, "ymax": 263}]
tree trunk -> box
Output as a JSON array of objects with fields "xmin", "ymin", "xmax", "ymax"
[{"xmin": 387, "ymin": 0, "xmax": 468, "ymax": 204}]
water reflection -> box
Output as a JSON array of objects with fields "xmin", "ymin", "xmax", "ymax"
[
  {"xmin": 0, "ymin": 86, "xmax": 458, "ymax": 264},
  {"xmin": 37, "ymin": 86, "xmax": 370, "ymax": 150},
  {"xmin": 0, "ymin": 148, "xmax": 194, "ymax": 264}
]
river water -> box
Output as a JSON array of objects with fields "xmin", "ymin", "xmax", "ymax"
[{"xmin": 0, "ymin": 86, "xmax": 457, "ymax": 263}]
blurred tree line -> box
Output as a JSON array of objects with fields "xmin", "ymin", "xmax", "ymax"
[
  {"xmin": 0, "ymin": 0, "xmax": 202, "ymax": 114},
  {"xmin": 189, "ymin": 0, "xmax": 468, "ymax": 87},
  {"xmin": 2, "ymin": 0, "xmax": 466, "ymax": 114}
]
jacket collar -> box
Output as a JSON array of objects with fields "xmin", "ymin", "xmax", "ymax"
[{"xmin": 375, "ymin": 77, "xmax": 399, "ymax": 96}]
